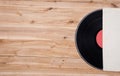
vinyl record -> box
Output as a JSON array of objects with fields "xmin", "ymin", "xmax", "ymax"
[{"xmin": 76, "ymin": 9, "xmax": 103, "ymax": 69}]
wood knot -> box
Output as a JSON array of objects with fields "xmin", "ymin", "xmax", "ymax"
[
  {"xmin": 17, "ymin": 11, "xmax": 22, "ymax": 16},
  {"xmin": 48, "ymin": 7, "xmax": 53, "ymax": 10},
  {"xmin": 30, "ymin": 20, "xmax": 35, "ymax": 24},
  {"xmin": 45, "ymin": 7, "xmax": 53, "ymax": 12},
  {"xmin": 111, "ymin": 3, "xmax": 118, "ymax": 8},
  {"xmin": 63, "ymin": 36, "xmax": 67, "ymax": 39},
  {"xmin": 1, "ymin": 62, "xmax": 6, "ymax": 64},
  {"xmin": 68, "ymin": 20, "xmax": 74, "ymax": 24},
  {"xmin": 90, "ymin": 0, "xmax": 93, "ymax": 3}
]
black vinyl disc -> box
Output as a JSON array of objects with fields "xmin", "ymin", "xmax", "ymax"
[{"xmin": 76, "ymin": 9, "xmax": 103, "ymax": 69}]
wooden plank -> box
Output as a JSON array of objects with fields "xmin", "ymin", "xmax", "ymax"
[
  {"xmin": 0, "ymin": 40, "xmax": 78, "ymax": 58},
  {"xmin": 0, "ymin": 73, "xmax": 111, "ymax": 76},
  {"xmin": 0, "ymin": 0, "xmax": 105, "ymax": 2},
  {"xmin": 0, "ymin": 57, "xmax": 118, "ymax": 73},
  {"xmin": 0, "ymin": 57, "xmax": 88, "ymax": 69},
  {"xmin": 0, "ymin": 26, "xmax": 75, "ymax": 40},
  {"xmin": 0, "ymin": 57, "xmax": 119, "ymax": 75}
]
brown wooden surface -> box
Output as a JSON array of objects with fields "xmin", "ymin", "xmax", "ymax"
[{"xmin": 0, "ymin": 0, "xmax": 120, "ymax": 76}]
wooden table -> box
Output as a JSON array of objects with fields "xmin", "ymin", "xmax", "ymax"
[{"xmin": 0, "ymin": 0, "xmax": 119, "ymax": 76}]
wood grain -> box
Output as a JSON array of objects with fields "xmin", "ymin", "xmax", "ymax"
[{"xmin": 0, "ymin": 0, "xmax": 119, "ymax": 76}]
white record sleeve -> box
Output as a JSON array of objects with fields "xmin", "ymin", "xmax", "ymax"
[{"xmin": 103, "ymin": 8, "xmax": 120, "ymax": 71}]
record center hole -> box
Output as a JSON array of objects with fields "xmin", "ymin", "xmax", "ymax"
[{"xmin": 96, "ymin": 30, "xmax": 102, "ymax": 48}]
